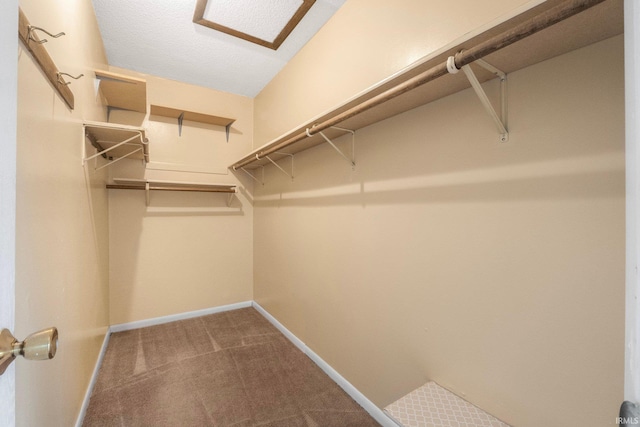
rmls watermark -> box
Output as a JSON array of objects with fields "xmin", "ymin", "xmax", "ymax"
[{"xmin": 618, "ymin": 417, "xmax": 640, "ymax": 425}]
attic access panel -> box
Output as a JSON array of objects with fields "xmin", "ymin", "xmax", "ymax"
[{"xmin": 193, "ymin": 0, "xmax": 315, "ymax": 50}]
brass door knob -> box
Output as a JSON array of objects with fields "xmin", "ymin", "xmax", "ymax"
[{"xmin": 0, "ymin": 327, "xmax": 58, "ymax": 375}]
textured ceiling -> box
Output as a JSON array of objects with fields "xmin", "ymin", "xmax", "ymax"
[{"xmin": 91, "ymin": 0, "xmax": 345, "ymax": 98}]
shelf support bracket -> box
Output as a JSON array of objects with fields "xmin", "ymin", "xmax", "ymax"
[
  {"xmin": 265, "ymin": 153, "xmax": 294, "ymax": 181},
  {"xmin": 227, "ymin": 190, "xmax": 236, "ymax": 207},
  {"xmin": 226, "ymin": 124, "xmax": 231, "ymax": 142},
  {"xmin": 145, "ymin": 182, "xmax": 150, "ymax": 206},
  {"xmin": 93, "ymin": 147, "xmax": 143, "ymax": 172},
  {"xmin": 83, "ymin": 130, "xmax": 146, "ymax": 171},
  {"xmin": 448, "ymin": 56, "xmax": 508, "ymax": 142},
  {"xmin": 307, "ymin": 127, "xmax": 356, "ymax": 170},
  {"xmin": 177, "ymin": 112, "xmax": 184, "ymax": 137},
  {"xmin": 239, "ymin": 166, "xmax": 264, "ymax": 186}
]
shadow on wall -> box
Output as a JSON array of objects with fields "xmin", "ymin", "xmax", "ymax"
[{"xmin": 252, "ymin": 169, "xmax": 623, "ymax": 209}]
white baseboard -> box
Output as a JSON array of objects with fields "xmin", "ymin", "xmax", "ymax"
[
  {"xmin": 77, "ymin": 300, "xmax": 395, "ymax": 427},
  {"xmin": 251, "ymin": 302, "xmax": 307, "ymax": 352},
  {"xmin": 75, "ymin": 328, "xmax": 111, "ymax": 427},
  {"xmin": 252, "ymin": 301, "xmax": 397, "ymax": 427},
  {"xmin": 109, "ymin": 301, "xmax": 252, "ymax": 333}
]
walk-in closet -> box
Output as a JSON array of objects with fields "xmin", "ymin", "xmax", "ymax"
[{"xmin": 1, "ymin": 0, "xmax": 634, "ymax": 426}]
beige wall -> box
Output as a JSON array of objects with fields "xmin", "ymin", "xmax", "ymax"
[
  {"xmin": 16, "ymin": 0, "xmax": 109, "ymax": 426},
  {"xmin": 107, "ymin": 71, "xmax": 254, "ymax": 325},
  {"xmin": 253, "ymin": 2, "xmax": 625, "ymax": 426}
]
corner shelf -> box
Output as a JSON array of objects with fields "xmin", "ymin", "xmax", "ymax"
[
  {"xmin": 106, "ymin": 178, "xmax": 237, "ymax": 206},
  {"xmin": 83, "ymin": 122, "xmax": 149, "ymax": 171},
  {"xmin": 95, "ymin": 70, "xmax": 147, "ymax": 114},
  {"xmin": 149, "ymin": 104, "xmax": 235, "ymax": 141}
]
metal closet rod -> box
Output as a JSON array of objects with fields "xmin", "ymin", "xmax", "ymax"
[
  {"xmin": 106, "ymin": 184, "xmax": 236, "ymax": 193},
  {"xmin": 232, "ymin": 0, "xmax": 605, "ymax": 171}
]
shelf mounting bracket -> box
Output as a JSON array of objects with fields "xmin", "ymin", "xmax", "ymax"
[
  {"xmin": 448, "ymin": 56, "xmax": 508, "ymax": 142},
  {"xmin": 83, "ymin": 128, "xmax": 147, "ymax": 172},
  {"xmin": 177, "ymin": 112, "xmax": 184, "ymax": 137},
  {"xmin": 265, "ymin": 153, "xmax": 294, "ymax": 181},
  {"xmin": 307, "ymin": 127, "xmax": 356, "ymax": 170},
  {"xmin": 239, "ymin": 166, "xmax": 264, "ymax": 186},
  {"xmin": 226, "ymin": 124, "xmax": 231, "ymax": 142}
]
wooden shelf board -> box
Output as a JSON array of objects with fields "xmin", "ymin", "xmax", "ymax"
[
  {"xmin": 150, "ymin": 105, "xmax": 236, "ymax": 127},
  {"xmin": 232, "ymin": 0, "xmax": 623, "ymax": 170},
  {"xmin": 95, "ymin": 70, "xmax": 147, "ymax": 113}
]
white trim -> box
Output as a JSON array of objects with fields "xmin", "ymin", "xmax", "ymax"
[
  {"xmin": 0, "ymin": 1, "xmax": 18, "ymax": 425},
  {"xmin": 109, "ymin": 301, "xmax": 252, "ymax": 333},
  {"xmin": 75, "ymin": 329, "xmax": 111, "ymax": 427},
  {"xmin": 252, "ymin": 302, "xmax": 397, "ymax": 427},
  {"xmin": 625, "ymin": 0, "xmax": 640, "ymax": 404},
  {"xmin": 252, "ymin": 302, "xmax": 307, "ymax": 352}
]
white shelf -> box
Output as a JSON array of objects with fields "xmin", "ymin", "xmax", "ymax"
[{"xmin": 95, "ymin": 70, "xmax": 147, "ymax": 114}]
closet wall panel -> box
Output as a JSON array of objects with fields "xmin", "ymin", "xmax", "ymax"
[
  {"xmin": 15, "ymin": 0, "xmax": 109, "ymax": 425},
  {"xmin": 252, "ymin": 1, "xmax": 624, "ymax": 425},
  {"xmin": 107, "ymin": 72, "xmax": 254, "ymax": 325}
]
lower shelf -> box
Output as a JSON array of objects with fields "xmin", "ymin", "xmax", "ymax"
[{"xmin": 384, "ymin": 382, "xmax": 510, "ymax": 427}]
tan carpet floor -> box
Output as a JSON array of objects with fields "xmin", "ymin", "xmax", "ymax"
[{"xmin": 83, "ymin": 307, "xmax": 380, "ymax": 426}]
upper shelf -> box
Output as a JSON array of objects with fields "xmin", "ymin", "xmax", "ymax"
[
  {"xmin": 230, "ymin": 0, "xmax": 623, "ymax": 171},
  {"xmin": 150, "ymin": 105, "xmax": 236, "ymax": 141},
  {"xmin": 150, "ymin": 105, "xmax": 235, "ymax": 128},
  {"xmin": 95, "ymin": 70, "xmax": 147, "ymax": 114}
]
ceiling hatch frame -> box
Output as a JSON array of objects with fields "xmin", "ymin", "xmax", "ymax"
[{"xmin": 193, "ymin": 0, "xmax": 316, "ymax": 50}]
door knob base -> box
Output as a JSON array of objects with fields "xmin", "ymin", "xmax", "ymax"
[
  {"xmin": 0, "ymin": 329, "xmax": 18, "ymax": 375},
  {"xmin": 0, "ymin": 327, "xmax": 58, "ymax": 376}
]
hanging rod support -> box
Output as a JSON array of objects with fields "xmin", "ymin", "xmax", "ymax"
[
  {"xmin": 448, "ymin": 56, "xmax": 508, "ymax": 142},
  {"xmin": 475, "ymin": 59, "xmax": 508, "ymax": 131},
  {"xmin": 474, "ymin": 59, "xmax": 506, "ymax": 80},
  {"xmin": 240, "ymin": 166, "xmax": 264, "ymax": 186},
  {"xmin": 265, "ymin": 154, "xmax": 294, "ymax": 181},
  {"xmin": 227, "ymin": 189, "xmax": 236, "ymax": 207},
  {"xmin": 307, "ymin": 128, "xmax": 356, "ymax": 170}
]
